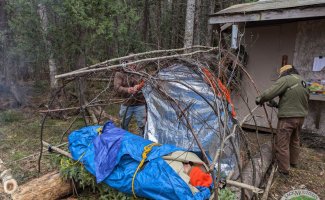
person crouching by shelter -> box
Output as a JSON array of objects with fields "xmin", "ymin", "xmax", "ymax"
[
  {"xmin": 114, "ymin": 57, "xmax": 146, "ymax": 136},
  {"xmin": 255, "ymin": 65, "xmax": 309, "ymax": 176}
]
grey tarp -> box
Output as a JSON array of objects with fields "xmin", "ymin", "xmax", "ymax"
[{"xmin": 142, "ymin": 64, "xmax": 239, "ymax": 176}]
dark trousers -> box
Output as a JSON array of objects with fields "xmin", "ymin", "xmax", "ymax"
[{"xmin": 275, "ymin": 117, "xmax": 304, "ymax": 173}]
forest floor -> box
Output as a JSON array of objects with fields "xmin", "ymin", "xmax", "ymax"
[
  {"xmin": 0, "ymin": 82, "xmax": 324, "ymax": 199},
  {"xmin": 247, "ymin": 132, "xmax": 325, "ymax": 199}
]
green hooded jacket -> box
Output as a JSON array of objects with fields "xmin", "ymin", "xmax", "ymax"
[{"xmin": 258, "ymin": 74, "xmax": 309, "ymax": 118}]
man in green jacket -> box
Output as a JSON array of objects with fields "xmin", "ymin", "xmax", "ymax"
[{"xmin": 256, "ymin": 65, "xmax": 309, "ymax": 175}]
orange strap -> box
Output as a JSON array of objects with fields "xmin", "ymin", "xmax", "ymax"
[{"xmin": 201, "ymin": 68, "xmax": 236, "ymax": 117}]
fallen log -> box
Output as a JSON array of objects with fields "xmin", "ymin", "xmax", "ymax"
[
  {"xmin": 0, "ymin": 159, "xmax": 18, "ymax": 195},
  {"xmin": 240, "ymin": 142, "xmax": 273, "ymax": 199},
  {"xmin": 11, "ymin": 171, "xmax": 72, "ymax": 200}
]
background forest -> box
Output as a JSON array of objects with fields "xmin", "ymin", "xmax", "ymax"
[
  {"xmin": 0, "ymin": 0, "xmax": 255, "ymax": 93},
  {"xmin": 1, "ymin": 1, "xmax": 325, "ymax": 200}
]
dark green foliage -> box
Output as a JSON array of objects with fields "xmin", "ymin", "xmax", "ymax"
[
  {"xmin": 1, "ymin": 0, "xmax": 210, "ymax": 82},
  {"xmin": 59, "ymin": 157, "xmax": 148, "ymax": 200}
]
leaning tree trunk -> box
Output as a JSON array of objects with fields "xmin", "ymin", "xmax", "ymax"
[
  {"xmin": 240, "ymin": 142, "xmax": 273, "ymax": 199},
  {"xmin": 11, "ymin": 171, "xmax": 72, "ymax": 200},
  {"xmin": 38, "ymin": 3, "xmax": 58, "ymax": 90},
  {"xmin": 184, "ymin": 0, "xmax": 196, "ymax": 49}
]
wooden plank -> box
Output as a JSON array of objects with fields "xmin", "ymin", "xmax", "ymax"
[
  {"xmin": 209, "ymin": 7, "xmax": 325, "ymax": 24},
  {"xmin": 220, "ymin": 23, "xmax": 233, "ymax": 31},
  {"xmin": 309, "ymin": 94, "xmax": 325, "ymax": 101},
  {"xmin": 242, "ymin": 123, "xmax": 273, "ymax": 134}
]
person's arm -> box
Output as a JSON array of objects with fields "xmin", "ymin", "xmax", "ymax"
[
  {"xmin": 258, "ymin": 77, "xmax": 288, "ymax": 104},
  {"xmin": 114, "ymin": 72, "xmax": 131, "ymax": 95}
]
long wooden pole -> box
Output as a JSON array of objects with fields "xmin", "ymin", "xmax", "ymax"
[
  {"xmin": 55, "ymin": 48, "xmax": 217, "ymax": 79},
  {"xmin": 75, "ymin": 45, "xmax": 213, "ymax": 72},
  {"xmin": 261, "ymin": 164, "xmax": 276, "ymax": 200}
]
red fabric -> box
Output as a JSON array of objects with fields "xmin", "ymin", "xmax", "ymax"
[
  {"xmin": 189, "ymin": 166, "xmax": 213, "ymax": 187},
  {"xmin": 201, "ymin": 68, "xmax": 236, "ymax": 117}
]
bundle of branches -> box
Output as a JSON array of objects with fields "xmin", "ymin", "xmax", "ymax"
[{"xmin": 36, "ymin": 46, "xmax": 274, "ymax": 200}]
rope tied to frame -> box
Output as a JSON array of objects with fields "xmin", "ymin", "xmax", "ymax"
[{"xmin": 131, "ymin": 143, "xmax": 160, "ymax": 198}]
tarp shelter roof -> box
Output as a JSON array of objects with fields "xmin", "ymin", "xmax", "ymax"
[{"xmin": 209, "ymin": 0, "xmax": 325, "ymax": 24}]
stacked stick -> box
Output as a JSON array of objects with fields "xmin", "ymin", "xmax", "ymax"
[{"xmin": 35, "ymin": 45, "xmax": 275, "ymax": 200}]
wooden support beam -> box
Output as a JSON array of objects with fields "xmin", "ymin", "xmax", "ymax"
[
  {"xmin": 209, "ymin": 7, "xmax": 325, "ymax": 24},
  {"xmin": 220, "ymin": 23, "xmax": 233, "ymax": 31}
]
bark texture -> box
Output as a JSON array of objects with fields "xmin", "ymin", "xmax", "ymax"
[
  {"xmin": 184, "ymin": 0, "xmax": 196, "ymax": 48},
  {"xmin": 241, "ymin": 142, "xmax": 273, "ymax": 199},
  {"xmin": 11, "ymin": 171, "xmax": 72, "ymax": 200}
]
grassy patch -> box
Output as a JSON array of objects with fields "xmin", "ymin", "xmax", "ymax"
[{"xmin": 0, "ymin": 110, "xmax": 24, "ymax": 124}]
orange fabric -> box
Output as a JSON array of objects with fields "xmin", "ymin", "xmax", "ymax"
[
  {"xmin": 189, "ymin": 166, "xmax": 213, "ymax": 187},
  {"xmin": 138, "ymin": 80, "xmax": 145, "ymax": 89},
  {"xmin": 201, "ymin": 68, "xmax": 236, "ymax": 117}
]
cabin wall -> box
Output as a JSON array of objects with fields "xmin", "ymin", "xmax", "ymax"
[
  {"xmin": 234, "ymin": 22, "xmax": 298, "ymax": 130},
  {"xmin": 234, "ymin": 19, "xmax": 325, "ymax": 136},
  {"xmin": 293, "ymin": 19, "xmax": 325, "ymax": 135}
]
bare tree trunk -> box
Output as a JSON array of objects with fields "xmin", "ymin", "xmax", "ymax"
[
  {"xmin": 206, "ymin": 0, "xmax": 216, "ymax": 46},
  {"xmin": 142, "ymin": 0, "xmax": 149, "ymax": 43},
  {"xmin": 184, "ymin": 0, "xmax": 196, "ymax": 49},
  {"xmin": 193, "ymin": 0, "xmax": 201, "ymax": 45},
  {"xmin": 38, "ymin": 3, "xmax": 58, "ymax": 90},
  {"xmin": 170, "ymin": 0, "xmax": 177, "ymax": 48},
  {"xmin": 155, "ymin": 0, "xmax": 162, "ymax": 49},
  {"xmin": 0, "ymin": 0, "xmax": 23, "ymax": 107}
]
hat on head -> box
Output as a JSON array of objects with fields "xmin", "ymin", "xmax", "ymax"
[{"xmin": 279, "ymin": 65, "xmax": 292, "ymax": 75}]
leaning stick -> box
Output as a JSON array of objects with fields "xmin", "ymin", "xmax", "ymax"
[
  {"xmin": 55, "ymin": 48, "xmax": 217, "ymax": 79},
  {"xmin": 76, "ymin": 45, "xmax": 214, "ymax": 72},
  {"xmin": 39, "ymin": 102, "xmax": 123, "ymax": 113},
  {"xmin": 227, "ymin": 180, "xmax": 263, "ymax": 194},
  {"xmin": 42, "ymin": 141, "xmax": 72, "ymax": 159},
  {"xmin": 209, "ymin": 105, "xmax": 259, "ymax": 171},
  {"xmin": 6, "ymin": 143, "xmax": 68, "ymax": 165},
  {"xmin": 261, "ymin": 164, "xmax": 276, "ymax": 200}
]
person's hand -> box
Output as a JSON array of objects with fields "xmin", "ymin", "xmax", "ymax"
[
  {"xmin": 134, "ymin": 84, "xmax": 141, "ymax": 91},
  {"xmin": 267, "ymin": 99, "xmax": 278, "ymax": 108},
  {"xmin": 255, "ymin": 97, "xmax": 261, "ymax": 105},
  {"xmin": 127, "ymin": 87, "xmax": 137, "ymax": 94},
  {"xmin": 134, "ymin": 80, "xmax": 145, "ymax": 91}
]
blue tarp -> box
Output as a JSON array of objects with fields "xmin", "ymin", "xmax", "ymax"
[{"xmin": 68, "ymin": 121, "xmax": 211, "ymax": 200}]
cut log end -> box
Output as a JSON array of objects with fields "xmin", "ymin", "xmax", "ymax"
[
  {"xmin": 3, "ymin": 179, "xmax": 18, "ymax": 194},
  {"xmin": 11, "ymin": 171, "xmax": 72, "ymax": 200}
]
